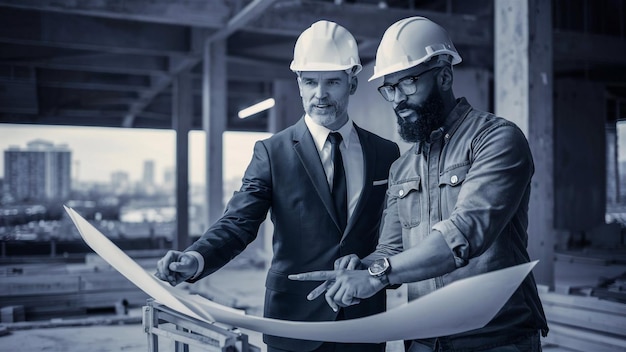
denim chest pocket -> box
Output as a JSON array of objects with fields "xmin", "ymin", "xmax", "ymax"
[
  {"xmin": 438, "ymin": 163, "xmax": 470, "ymax": 217},
  {"xmin": 388, "ymin": 177, "xmax": 422, "ymax": 228}
]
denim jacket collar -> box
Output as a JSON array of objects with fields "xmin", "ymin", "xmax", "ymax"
[{"xmin": 416, "ymin": 97, "xmax": 472, "ymax": 155}]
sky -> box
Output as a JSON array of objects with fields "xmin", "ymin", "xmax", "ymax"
[{"xmin": 0, "ymin": 124, "xmax": 271, "ymax": 185}]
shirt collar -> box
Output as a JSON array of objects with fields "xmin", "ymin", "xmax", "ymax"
[
  {"xmin": 304, "ymin": 114, "xmax": 355, "ymax": 152},
  {"xmin": 416, "ymin": 97, "xmax": 472, "ymax": 154},
  {"xmin": 442, "ymin": 97, "xmax": 471, "ymax": 139}
]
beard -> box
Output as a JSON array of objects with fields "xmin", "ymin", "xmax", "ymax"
[
  {"xmin": 305, "ymin": 98, "xmax": 347, "ymax": 128},
  {"xmin": 395, "ymin": 85, "xmax": 446, "ymax": 143}
]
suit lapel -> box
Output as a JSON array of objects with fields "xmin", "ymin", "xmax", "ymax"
[
  {"xmin": 292, "ymin": 118, "xmax": 341, "ymax": 230},
  {"xmin": 343, "ymin": 124, "xmax": 376, "ymax": 239}
]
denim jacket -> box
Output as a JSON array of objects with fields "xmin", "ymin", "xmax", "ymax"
[{"xmin": 374, "ymin": 98, "xmax": 548, "ymax": 349}]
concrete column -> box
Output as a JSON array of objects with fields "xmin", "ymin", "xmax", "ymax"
[
  {"xmin": 203, "ymin": 40, "xmax": 227, "ymax": 226},
  {"xmin": 268, "ymin": 79, "xmax": 301, "ymax": 133},
  {"xmin": 495, "ymin": 0, "xmax": 554, "ymax": 286},
  {"xmin": 173, "ymin": 70, "xmax": 192, "ymax": 250},
  {"xmin": 607, "ymin": 116, "xmax": 619, "ymax": 207}
]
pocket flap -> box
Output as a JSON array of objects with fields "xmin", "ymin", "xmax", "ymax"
[
  {"xmin": 389, "ymin": 177, "xmax": 421, "ymax": 199},
  {"xmin": 439, "ymin": 164, "xmax": 470, "ymax": 187}
]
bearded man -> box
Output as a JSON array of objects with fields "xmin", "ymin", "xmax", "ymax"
[{"xmin": 291, "ymin": 16, "xmax": 549, "ymax": 352}]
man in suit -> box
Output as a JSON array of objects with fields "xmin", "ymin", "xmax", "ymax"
[{"xmin": 155, "ymin": 20, "xmax": 400, "ymax": 352}]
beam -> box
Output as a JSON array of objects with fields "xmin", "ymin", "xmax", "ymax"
[
  {"xmin": 0, "ymin": 0, "xmax": 229, "ymax": 28},
  {"xmin": 1, "ymin": 6, "xmax": 622, "ymax": 69},
  {"xmin": 2, "ymin": 53, "xmax": 169, "ymax": 74},
  {"xmin": 37, "ymin": 69, "xmax": 152, "ymax": 88},
  {"xmin": 207, "ymin": 0, "xmax": 279, "ymax": 42},
  {"xmin": 227, "ymin": 56, "xmax": 292, "ymax": 81},
  {"xmin": 228, "ymin": 37, "xmax": 294, "ymax": 62},
  {"xmin": 4, "ymin": 61, "xmax": 167, "ymax": 77},
  {"xmin": 0, "ymin": 7, "xmax": 190, "ymax": 56},
  {"xmin": 554, "ymin": 31, "xmax": 626, "ymax": 66},
  {"xmin": 38, "ymin": 81, "xmax": 146, "ymax": 93},
  {"xmin": 0, "ymin": 0, "xmax": 491, "ymax": 47},
  {"xmin": 123, "ymin": 0, "xmax": 277, "ymax": 127},
  {"xmin": 122, "ymin": 55, "xmax": 199, "ymax": 127},
  {"xmin": 247, "ymin": 1, "xmax": 492, "ymax": 46},
  {"xmin": 0, "ymin": 79, "xmax": 37, "ymax": 114},
  {"xmin": 0, "ymin": 113, "xmax": 119, "ymax": 127},
  {"xmin": 42, "ymin": 109, "xmax": 128, "ymax": 118}
]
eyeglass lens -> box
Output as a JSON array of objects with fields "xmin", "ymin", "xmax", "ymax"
[{"xmin": 377, "ymin": 67, "xmax": 439, "ymax": 102}]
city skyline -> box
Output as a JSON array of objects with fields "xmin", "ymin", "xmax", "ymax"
[
  {"xmin": 0, "ymin": 124, "xmax": 271, "ymax": 186},
  {"xmin": 4, "ymin": 122, "xmax": 626, "ymax": 187}
]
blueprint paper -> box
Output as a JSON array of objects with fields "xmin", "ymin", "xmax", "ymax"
[
  {"xmin": 65, "ymin": 206, "xmax": 536, "ymax": 343},
  {"xmin": 64, "ymin": 205, "xmax": 220, "ymax": 321}
]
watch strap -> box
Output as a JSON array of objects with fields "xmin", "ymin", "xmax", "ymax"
[{"xmin": 378, "ymin": 272, "xmax": 390, "ymax": 286}]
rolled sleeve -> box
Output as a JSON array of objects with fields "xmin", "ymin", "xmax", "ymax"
[{"xmin": 432, "ymin": 220, "xmax": 469, "ymax": 268}]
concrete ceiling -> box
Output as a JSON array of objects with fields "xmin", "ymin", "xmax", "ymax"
[{"xmin": 0, "ymin": 0, "xmax": 625, "ymax": 131}]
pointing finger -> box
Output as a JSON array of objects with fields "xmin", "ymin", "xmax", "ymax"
[{"xmin": 289, "ymin": 270, "xmax": 337, "ymax": 281}]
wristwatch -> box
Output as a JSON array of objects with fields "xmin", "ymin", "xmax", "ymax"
[{"xmin": 368, "ymin": 257, "xmax": 391, "ymax": 286}]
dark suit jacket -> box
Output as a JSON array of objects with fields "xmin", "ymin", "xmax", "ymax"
[{"xmin": 187, "ymin": 117, "xmax": 400, "ymax": 351}]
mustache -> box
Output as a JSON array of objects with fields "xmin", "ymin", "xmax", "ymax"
[
  {"xmin": 394, "ymin": 101, "xmax": 409, "ymax": 112},
  {"xmin": 394, "ymin": 102, "xmax": 414, "ymax": 121},
  {"xmin": 394, "ymin": 101, "xmax": 408, "ymax": 113}
]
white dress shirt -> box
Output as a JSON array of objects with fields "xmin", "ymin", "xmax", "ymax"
[{"xmin": 304, "ymin": 114, "xmax": 365, "ymax": 222}]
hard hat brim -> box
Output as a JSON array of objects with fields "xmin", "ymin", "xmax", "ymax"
[
  {"xmin": 290, "ymin": 62, "xmax": 363, "ymax": 75},
  {"xmin": 368, "ymin": 52, "xmax": 461, "ymax": 82}
]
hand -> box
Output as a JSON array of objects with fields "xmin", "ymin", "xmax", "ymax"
[
  {"xmin": 307, "ymin": 254, "xmax": 362, "ymax": 301},
  {"xmin": 155, "ymin": 250, "xmax": 199, "ymax": 286},
  {"xmin": 289, "ymin": 269, "xmax": 386, "ymax": 312},
  {"xmin": 306, "ymin": 254, "xmax": 364, "ymax": 303},
  {"xmin": 334, "ymin": 254, "xmax": 364, "ymax": 270}
]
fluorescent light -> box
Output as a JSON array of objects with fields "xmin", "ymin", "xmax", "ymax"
[{"xmin": 238, "ymin": 98, "xmax": 275, "ymax": 119}]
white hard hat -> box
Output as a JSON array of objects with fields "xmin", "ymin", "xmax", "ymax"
[
  {"xmin": 368, "ymin": 16, "xmax": 462, "ymax": 81},
  {"xmin": 290, "ymin": 20, "xmax": 362, "ymax": 75}
]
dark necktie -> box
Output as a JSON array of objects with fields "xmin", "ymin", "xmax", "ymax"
[{"xmin": 328, "ymin": 132, "xmax": 347, "ymax": 232}]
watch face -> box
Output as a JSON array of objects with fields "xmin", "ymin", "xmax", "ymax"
[{"xmin": 369, "ymin": 258, "xmax": 389, "ymax": 276}]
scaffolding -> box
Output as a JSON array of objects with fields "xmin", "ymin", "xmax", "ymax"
[{"xmin": 143, "ymin": 299, "xmax": 261, "ymax": 352}]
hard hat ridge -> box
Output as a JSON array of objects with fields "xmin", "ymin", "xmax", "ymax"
[
  {"xmin": 290, "ymin": 20, "xmax": 363, "ymax": 75},
  {"xmin": 368, "ymin": 16, "xmax": 462, "ymax": 81}
]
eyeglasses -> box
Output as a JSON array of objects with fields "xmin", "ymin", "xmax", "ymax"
[{"xmin": 377, "ymin": 67, "xmax": 441, "ymax": 102}]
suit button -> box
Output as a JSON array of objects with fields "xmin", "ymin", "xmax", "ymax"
[
  {"xmin": 450, "ymin": 175, "xmax": 458, "ymax": 184},
  {"xmin": 399, "ymin": 189, "xmax": 404, "ymax": 196}
]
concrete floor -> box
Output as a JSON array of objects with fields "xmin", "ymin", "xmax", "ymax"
[{"xmin": 1, "ymin": 255, "xmax": 624, "ymax": 352}]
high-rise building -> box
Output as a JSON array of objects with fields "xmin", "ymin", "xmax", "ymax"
[
  {"xmin": 163, "ymin": 167, "xmax": 174, "ymax": 191},
  {"xmin": 143, "ymin": 160, "xmax": 155, "ymax": 186},
  {"xmin": 4, "ymin": 139, "xmax": 72, "ymax": 202},
  {"xmin": 111, "ymin": 170, "xmax": 130, "ymax": 194}
]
